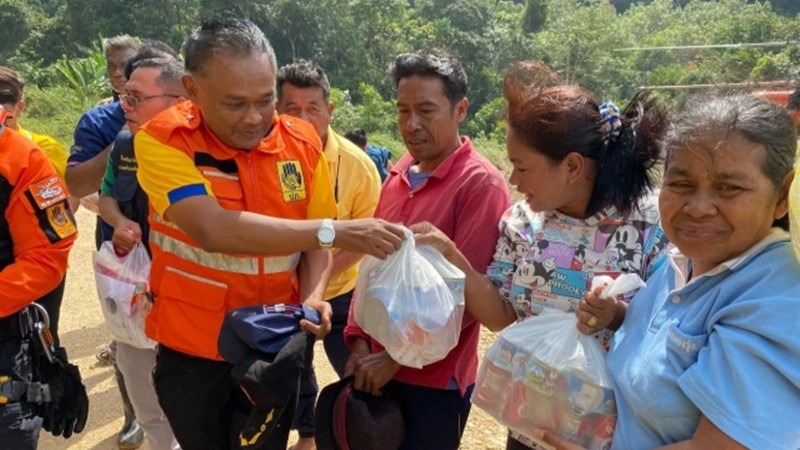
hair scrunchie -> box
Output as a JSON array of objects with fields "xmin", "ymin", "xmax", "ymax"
[{"xmin": 599, "ymin": 101, "xmax": 623, "ymax": 143}]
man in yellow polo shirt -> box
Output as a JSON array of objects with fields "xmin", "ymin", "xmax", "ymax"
[
  {"xmin": 134, "ymin": 19, "xmax": 404, "ymax": 449},
  {"xmin": 277, "ymin": 59, "xmax": 382, "ymax": 450}
]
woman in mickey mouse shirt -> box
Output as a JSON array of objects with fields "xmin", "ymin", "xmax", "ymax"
[{"xmin": 412, "ymin": 61, "xmax": 671, "ymax": 450}]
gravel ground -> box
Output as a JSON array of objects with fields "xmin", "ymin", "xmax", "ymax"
[{"xmin": 39, "ymin": 208, "xmax": 508, "ymax": 450}]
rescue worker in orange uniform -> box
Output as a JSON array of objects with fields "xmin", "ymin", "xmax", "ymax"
[
  {"xmin": 0, "ymin": 66, "xmax": 73, "ymax": 343},
  {"xmin": 0, "ymin": 106, "xmax": 82, "ymax": 448},
  {"xmin": 133, "ymin": 19, "xmax": 404, "ymax": 450}
]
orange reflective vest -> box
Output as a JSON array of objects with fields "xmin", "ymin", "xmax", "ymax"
[{"xmin": 139, "ymin": 103, "xmax": 334, "ymax": 360}]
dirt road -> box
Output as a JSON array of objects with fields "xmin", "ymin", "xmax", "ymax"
[{"xmin": 39, "ymin": 208, "xmax": 507, "ymax": 450}]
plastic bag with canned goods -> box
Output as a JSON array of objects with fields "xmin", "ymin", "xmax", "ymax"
[
  {"xmin": 93, "ymin": 242, "xmax": 156, "ymax": 349},
  {"xmin": 473, "ymin": 309, "xmax": 617, "ymax": 450},
  {"xmin": 353, "ymin": 227, "xmax": 465, "ymax": 369}
]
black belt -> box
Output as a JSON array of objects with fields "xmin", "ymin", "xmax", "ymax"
[
  {"xmin": 0, "ymin": 378, "xmax": 51, "ymax": 404},
  {"xmin": 0, "ymin": 315, "xmax": 21, "ymax": 341},
  {"xmin": 0, "ymin": 309, "xmax": 30, "ymax": 342}
]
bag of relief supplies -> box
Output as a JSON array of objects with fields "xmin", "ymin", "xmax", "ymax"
[
  {"xmin": 472, "ymin": 274, "xmax": 645, "ymax": 450},
  {"xmin": 93, "ymin": 242, "xmax": 156, "ymax": 349},
  {"xmin": 353, "ymin": 228, "xmax": 465, "ymax": 369}
]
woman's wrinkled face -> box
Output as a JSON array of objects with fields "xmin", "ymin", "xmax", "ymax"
[{"xmin": 659, "ymin": 133, "xmax": 791, "ymax": 276}]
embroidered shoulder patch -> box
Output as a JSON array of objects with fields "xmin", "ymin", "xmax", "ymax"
[
  {"xmin": 45, "ymin": 202, "xmax": 77, "ymax": 239},
  {"xmin": 277, "ymin": 160, "xmax": 307, "ymax": 202},
  {"xmin": 28, "ymin": 176, "xmax": 68, "ymax": 210}
]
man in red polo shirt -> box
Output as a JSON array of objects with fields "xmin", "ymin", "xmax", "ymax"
[{"xmin": 343, "ymin": 49, "xmax": 510, "ymax": 449}]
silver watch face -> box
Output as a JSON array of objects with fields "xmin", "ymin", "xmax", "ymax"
[{"xmin": 319, "ymin": 228, "xmax": 335, "ymax": 243}]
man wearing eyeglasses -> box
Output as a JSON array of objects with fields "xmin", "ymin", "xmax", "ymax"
[
  {"xmin": 100, "ymin": 59, "xmax": 186, "ymax": 260},
  {"xmin": 66, "ymin": 40, "xmax": 180, "ymax": 450}
]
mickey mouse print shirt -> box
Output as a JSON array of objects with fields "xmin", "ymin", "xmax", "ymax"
[{"xmin": 486, "ymin": 194, "xmax": 669, "ymax": 338}]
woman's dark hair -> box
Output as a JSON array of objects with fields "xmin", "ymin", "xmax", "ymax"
[
  {"xmin": 663, "ymin": 93, "xmax": 797, "ymax": 230},
  {"xmin": 505, "ymin": 69, "xmax": 667, "ymax": 217}
]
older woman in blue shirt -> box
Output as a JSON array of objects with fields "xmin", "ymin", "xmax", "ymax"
[{"xmin": 540, "ymin": 93, "xmax": 800, "ymax": 449}]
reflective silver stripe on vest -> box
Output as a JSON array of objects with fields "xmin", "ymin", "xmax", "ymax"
[
  {"xmin": 165, "ymin": 266, "xmax": 227, "ymax": 288},
  {"xmin": 152, "ymin": 230, "xmax": 300, "ymax": 276},
  {"xmin": 265, "ymin": 253, "xmax": 301, "ymax": 274},
  {"xmin": 152, "ymin": 230, "xmax": 258, "ymax": 274},
  {"xmin": 152, "ymin": 213, "xmax": 180, "ymax": 230}
]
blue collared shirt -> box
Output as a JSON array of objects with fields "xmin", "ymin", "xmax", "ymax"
[{"xmin": 608, "ymin": 229, "xmax": 800, "ymax": 449}]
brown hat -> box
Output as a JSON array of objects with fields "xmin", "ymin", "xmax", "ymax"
[{"xmin": 315, "ymin": 376, "xmax": 405, "ymax": 450}]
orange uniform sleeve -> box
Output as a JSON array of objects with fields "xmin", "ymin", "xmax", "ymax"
[{"xmin": 0, "ymin": 131, "xmax": 77, "ymax": 318}]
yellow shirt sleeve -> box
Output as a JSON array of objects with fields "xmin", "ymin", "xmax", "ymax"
[
  {"xmin": 134, "ymin": 130, "xmax": 214, "ymax": 217},
  {"xmin": 21, "ymin": 130, "xmax": 68, "ymax": 181},
  {"xmin": 790, "ymin": 165, "xmax": 800, "ymax": 264},
  {"xmin": 340, "ymin": 147, "xmax": 381, "ymax": 221},
  {"xmin": 306, "ymin": 152, "xmax": 337, "ymax": 220}
]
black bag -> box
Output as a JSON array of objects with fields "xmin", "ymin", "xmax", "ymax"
[{"xmin": 232, "ymin": 331, "xmax": 314, "ymax": 450}]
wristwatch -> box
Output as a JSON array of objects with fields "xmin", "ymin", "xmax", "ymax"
[{"xmin": 317, "ymin": 218, "xmax": 335, "ymax": 249}]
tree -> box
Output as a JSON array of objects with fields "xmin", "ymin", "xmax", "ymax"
[
  {"xmin": 0, "ymin": 0, "xmax": 35, "ymax": 61},
  {"xmin": 52, "ymin": 51, "xmax": 107, "ymax": 109},
  {"xmin": 522, "ymin": 0, "xmax": 547, "ymax": 33}
]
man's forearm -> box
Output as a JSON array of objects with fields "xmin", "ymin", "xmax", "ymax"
[
  {"xmin": 65, "ymin": 147, "xmax": 110, "ymax": 197},
  {"xmin": 166, "ymin": 196, "xmax": 325, "ymax": 254},
  {"xmin": 331, "ymin": 250, "xmax": 363, "ymax": 276},
  {"xmin": 98, "ymin": 194, "xmax": 126, "ymax": 228},
  {"xmin": 298, "ymin": 249, "xmax": 333, "ymax": 303},
  {"xmin": 164, "ymin": 196, "xmax": 404, "ymax": 258}
]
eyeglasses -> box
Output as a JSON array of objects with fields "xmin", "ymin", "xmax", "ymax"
[{"xmin": 120, "ymin": 93, "xmax": 181, "ymax": 109}]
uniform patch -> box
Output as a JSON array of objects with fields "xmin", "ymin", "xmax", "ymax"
[
  {"xmin": 277, "ymin": 161, "xmax": 306, "ymax": 202},
  {"xmin": 28, "ymin": 176, "xmax": 68, "ymax": 210},
  {"xmin": 45, "ymin": 203, "xmax": 77, "ymax": 239}
]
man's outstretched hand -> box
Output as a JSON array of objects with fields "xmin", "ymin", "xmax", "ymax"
[{"xmin": 333, "ymin": 219, "xmax": 406, "ymax": 259}]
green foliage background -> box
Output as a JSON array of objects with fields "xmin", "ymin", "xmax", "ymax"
[{"xmin": 2, "ymin": 0, "xmax": 798, "ymax": 166}]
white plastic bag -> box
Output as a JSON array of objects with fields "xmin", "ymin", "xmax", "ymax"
[
  {"xmin": 93, "ymin": 242, "xmax": 156, "ymax": 349},
  {"xmin": 353, "ymin": 228, "xmax": 465, "ymax": 369},
  {"xmin": 590, "ymin": 273, "xmax": 645, "ymax": 298},
  {"xmin": 473, "ymin": 310, "xmax": 617, "ymax": 450}
]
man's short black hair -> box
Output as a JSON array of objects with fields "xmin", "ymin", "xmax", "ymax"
[
  {"xmin": 389, "ymin": 49, "xmax": 468, "ymax": 106},
  {"xmin": 277, "ymin": 59, "xmax": 330, "ymax": 102},
  {"xmin": 130, "ymin": 58, "xmax": 186, "ymax": 94},
  {"xmin": 182, "ymin": 18, "xmax": 276, "ymax": 75},
  {"xmin": 124, "ymin": 41, "xmax": 179, "ymax": 80},
  {"xmin": 344, "ymin": 128, "xmax": 367, "ymax": 148}
]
